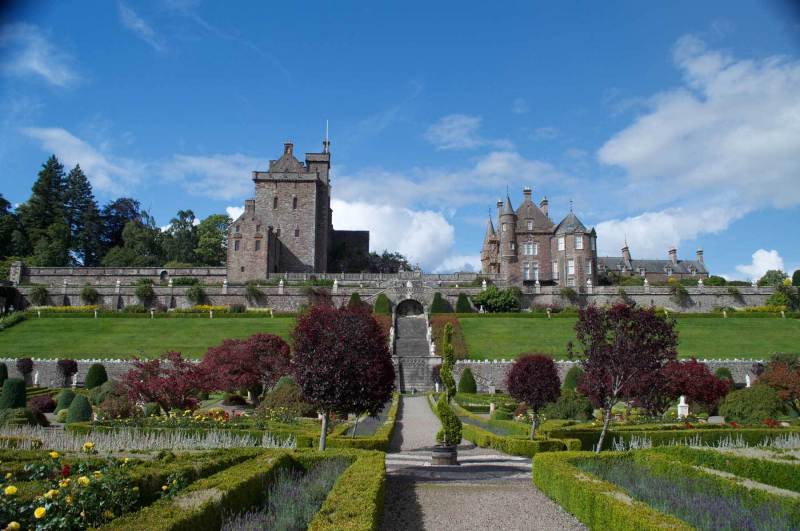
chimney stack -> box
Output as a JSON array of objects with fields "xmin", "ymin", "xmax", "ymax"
[
  {"xmin": 523, "ymin": 186, "xmax": 532, "ymax": 201},
  {"xmin": 669, "ymin": 247, "xmax": 678, "ymax": 265},
  {"xmin": 322, "ymin": 140, "xmax": 330, "ymax": 154},
  {"xmin": 496, "ymin": 198, "xmax": 503, "ymax": 219},
  {"xmin": 696, "ymin": 248, "xmax": 704, "ymax": 264},
  {"xmin": 621, "ymin": 244, "xmax": 632, "ymax": 268},
  {"xmin": 284, "ymin": 142, "xmax": 293, "ymax": 155},
  {"xmin": 539, "ymin": 196, "xmax": 549, "ymax": 217},
  {"xmin": 244, "ymin": 199, "xmax": 255, "ymax": 213}
]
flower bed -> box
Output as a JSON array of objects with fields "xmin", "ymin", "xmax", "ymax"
[{"xmin": 534, "ymin": 449, "xmax": 800, "ymax": 530}]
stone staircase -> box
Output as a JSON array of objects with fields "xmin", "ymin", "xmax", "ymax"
[{"xmin": 394, "ymin": 315, "xmax": 437, "ymax": 392}]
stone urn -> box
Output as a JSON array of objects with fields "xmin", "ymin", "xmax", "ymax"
[{"xmin": 431, "ymin": 444, "xmax": 458, "ymax": 466}]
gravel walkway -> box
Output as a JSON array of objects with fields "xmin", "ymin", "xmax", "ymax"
[{"xmin": 381, "ymin": 395, "xmax": 585, "ymax": 530}]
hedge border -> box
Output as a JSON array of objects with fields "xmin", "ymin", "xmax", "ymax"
[
  {"xmin": 533, "ymin": 451, "xmax": 693, "ymax": 531},
  {"xmin": 326, "ymin": 392, "xmax": 400, "ymax": 452}
]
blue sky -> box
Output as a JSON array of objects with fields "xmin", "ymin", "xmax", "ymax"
[{"xmin": 1, "ymin": 1, "xmax": 799, "ymax": 277}]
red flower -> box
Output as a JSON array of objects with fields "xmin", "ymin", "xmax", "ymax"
[
  {"xmin": 730, "ymin": 421, "xmax": 739, "ymax": 429},
  {"xmin": 61, "ymin": 464, "xmax": 71, "ymax": 478},
  {"xmin": 763, "ymin": 418, "xmax": 779, "ymax": 428},
  {"xmin": 684, "ymin": 422, "xmax": 694, "ymax": 429}
]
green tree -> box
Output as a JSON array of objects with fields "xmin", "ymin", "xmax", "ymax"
[
  {"xmin": 101, "ymin": 213, "xmax": 164, "ymax": 266},
  {"xmin": 705, "ymin": 275, "xmax": 727, "ymax": 286},
  {"xmin": 758, "ymin": 269, "xmax": 788, "ymax": 287},
  {"xmin": 63, "ymin": 165, "xmax": 103, "ymax": 265},
  {"xmin": 455, "ymin": 293, "xmax": 473, "ymax": 313},
  {"xmin": 100, "ymin": 197, "xmax": 141, "ymax": 252},
  {"xmin": 17, "ymin": 155, "xmax": 67, "ymax": 249},
  {"xmin": 0, "ymin": 194, "xmax": 26, "ymax": 259},
  {"xmin": 471, "ymin": 285, "xmax": 521, "ymax": 312},
  {"xmin": 430, "ymin": 292, "xmax": 452, "ymax": 313},
  {"xmin": 163, "ymin": 209, "xmax": 198, "ymax": 264},
  {"xmin": 31, "ymin": 221, "xmax": 70, "ymax": 266},
  {"xmin": 793, "ymin": 270, "xmax": 800, "ymax": 287},
  {"xmin": 194, "ymin": 214, "xmax": 230, "ymax": 265},
  {"xmin": 457, "ymin": 367, "xmax": 477, "ymax": 394}
]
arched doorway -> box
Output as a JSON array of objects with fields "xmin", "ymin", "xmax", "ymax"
[{"xmin": 396, "ymin": 298, "xmax": 424, "ymax": 316}]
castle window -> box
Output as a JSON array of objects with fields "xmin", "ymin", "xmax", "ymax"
[
  {"xmin": 234, "ymin": 240, "xmax": 240, "ymax": 251},
  {"xmin": 639, "ymin": 267, "xmax": 646, "ymax": 277},
  {"xmin": 527, "ymin": 220, "xmax": 533, "ymax": 230},
  {"xmin": 567, "ymin": 258, "xmax": 575, "ymax": 275},
  {"xmin": 534, "ymin": 242, "xmax": 538, "ymax": 256},
  {"xmin": 240, "ymin": 266, "xmax": 244, "ymax": 272},
  {"xmin": 292, "ymin": 196, "xmax": 298, "ymax": 210},
  {"xmin": 552, "ymin": 261, "xmax": 559, "ymax": 280},
  {"xmin": 523, "ymin": 243, "xmax": 533, "ymax": 256},
  {"xmin": 273, "ymin": 196, "xmax": 278, "ymax": 209},
  {"xmin": 591, "ymin": 237, "xmax": 596, "ymax": 251},
  {"xmin": 533, "ymin": 262, "xmax": 539, "ymax": 281},
  {"xmin": 255, "ymin": 240, "xmax": 261, "ymax": 251},
  {"xmin": 665, "ymin": 266, "xmax": 673, "ymax": 276},
  {"xmin": 575, "ymin": 235, "xmax": 583, "ymax": 250},
  {"xmin": 567, "ymin": 277, "xmax": 575, "ymax": 287},
  {"xmin": 523, "ymin": 263, "xmax": 531, "ymax": 280},
  {"xmin": 558, "ymin": 236, "xmax": 565, "ymax": 251},
  {"xmin": 235, "ymin": 225, "xmax": 240, "ymax": 233},
  {"xmin": 587, "ymin": 260, "xmax": 592, "ymax": 275},
  {"xmin": 510, "ymin": 242, "xmax": 515, "ymax": 251},
  {"xmin": 294, "ymin": 228, "xmax": 300, "ymax": 237},
  {"xmin": 276, "ymin": 228, "xmax": 281, "ymax": 237},
  {"xmin": 256, "ymin": 224, "xmax": 261, "ymax": 233},
  {"xmin": 502, "ymin": 223, "xmax": 507, "ymax": 232}
]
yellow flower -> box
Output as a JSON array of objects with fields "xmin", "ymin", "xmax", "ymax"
[
  {"xmin": 49, "ymin": 451, "xmax": 60, "ymax": 459},
  {"xmin": 132, "ymin": 486, "xmax": 139, "ymax": 492},
  {"xmin": 7, "ymin": 522, "xmax": 20, "ymax": 530},
  {"xmin": 123, "ymin": 458, "xmax": 130, "ymax": 464},
  {"xmin": 34, "ymin": 507, "xmax": 46, "ymax": 519},
  {"xmin": 102, "ymin": 510, "xmax": 115, "ymax": 520},
  {"xmin": 82, "ymin": 442, "xmax": 95, "ymax": 451},
  {"xmin": 59, "ymin": 479, "xmax": 70, "ymax": 488},
  {"xmin": 4, "ymin": 472, "xmax": 11, "ymax": 479},
  {"xmin": 93, "ymin": 471, "xmax": 102, "ymax": 478},
  {"xmin": 44, "ymin": 489, "xmax": 59, "ymax": 499},
  {"xmin": 161, "ymin": 485, "xmax": 168, "ymax": 491},
  {"xmin": 77, "ymin": 476, "xmax": 91, "ymax": 487},
  {"xmin": 65, "ymin": 495, "xmax": 73, "ymax": 505},
  {"xmin": 4, "ymin": 485, "xmax": 17, "ymax": 496}
]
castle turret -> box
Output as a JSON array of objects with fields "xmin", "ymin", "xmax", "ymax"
[
  {"xmin": 621, "ymin": 243, "xmax": 632, "ymax": 270},
  {"xmin": 499, "ymin": 192, "xmax": 517, "ymax": 280},
  {"xmin": 480, "ymin": 217, "xmax": 499, "ymax": 274}
]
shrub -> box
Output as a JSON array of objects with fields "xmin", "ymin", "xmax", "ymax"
[
  {"xmin": 0, "ymin": 378, "xmax": 26, "ymax": 409},
  {"xmin": 727, "ymin": 286, "xmax": 744, "ymax": 303},
  {"xmin": 718, "ymin": 384, "xmax": 785, "ymax": 424},
  {"xmin": 562, "ymin": 366, "xmax": 583, "ymax": 391},
  {"xmin": 435, "ymin": 394, "xmax": 462, "ymax": 446},
  {"xmin": 66, "ymin": 394, "xmax": 93, "ymax": 423},
  {"xmin": 471, "ymin": 285, "xmax": 521, "ymax": 312},
  {"xmin": 29, "ymin": 285, "xmax": 49, "ymax": 306},
  {"xmin": 758, "ymin": 269, "xmax": 788, "ymax": 287},
  {"xmin": 89, "ymin": 380, "xmax": 117, "ymax": 405},
  {"xmin": 85, "ymin": 363, "xmax": 108, "ymax": 389},
  {"xmin": 670, "ymin": 282, "xmax": 691, "ymax": 307},
  {"xmin": 135, "ymin": 283, "xmax": 156, "ymax": 306},
  {"xmin": 15, "ymin": 358, "xmax": 33, "ymax": 377},
  {"xmin": 6, "ymin": 407, "xmax": 47, "ymax": 427},
  {"xmin": 560, "ymin": 287, "xmax": 578, "ymax": 304},
  {"xmin": 245, "ymin": 283, "xmax": 266, "ymax": 304},
  {"xmin": 57, "ymin": 358, "xmax": 79, "ymax": 384},
  {"xmin": 28, "ymin": 394, "xmax": 56, "ymax": 413},
  {"xmin": 541, "ymin": 389, "xmax": 593, "ymax": 421},
  {"xmin": 257, "ymin": 378, "xmax": 316, "ymax": 418},
  {"xmin": 346, "ymin": 292, "xmax": 365, "ymax": 310},
  {"xmin": 373, "ymin": 293, "xmax": 391, "ymax": 314},
  {"xmin": 430, "ymin": 292, "xmax": 452, "ymax": 313},
  {"xmin": 222, "ymin": 393, "xmax": 248, "ymax": 406},
  {"xmin": 186, "ymin": 285, "xmax": 206, "ymax": 305},
  {"xmin": 705, "ymin": 275, "xmax": 727, "ymax": 286},
  {"xmin": 506, "ymin": 355, "xmax": 561, "ymax": 438},
  {"xmin": 457, "ymin": 368, "xmax": 477, "ymax": 394},
  {"xmin": 228, "ymin": 304, "xmax": 246, "ymax": 313},
  {"xmin": 0, "ymin": 363, "xmax": 7, "ymax": 387},
  {"xmin": 97, "ymin": 393, "xmax": 139, "ymax": 420},
  {"xmin": 715, "ymin": 367, "xmax": 733, "ymax": 382},
  {"xmin": 80, "ymin": 284, "xmax": 100, "ymax": 305},
  {"xmin": 455, "ymin": 293, "xmax": 473, "ymax": 313},
  {"xmin": 172, "ymin": 277, "xmax": 199, "ymax": 286},
  {"xmin": 121, "ymin": 304, "xmax": 147, "ymax": 313},
  {"xmin": 55, "ymin": 388, "xmax": 76, "ymax": 411}
]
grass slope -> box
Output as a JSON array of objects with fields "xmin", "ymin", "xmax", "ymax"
[
  {"xmin": 0, "ymin": 318, "xmax": 295, "ymax": 358},
  {"xmin": 461, "ymin": 316, "xmax": 800, "ymax": 360}
]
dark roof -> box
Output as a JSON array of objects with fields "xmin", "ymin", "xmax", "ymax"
[
  {"xmin": 501, "ymin": 193, "xmax": 515, "ymax": 216},
  {"xmin": 484, "ymin": 218, "xmax": 496, "ymax": 240},
  {"xmin": 598, "ymin": 257, "xmax": 708, "ymax": 275},
  {"xmin": 269, "ymin": 150, "xmax": 305, "ymax": 173},
  {"xmin": 515, "ymin": 196, "xmax": 554, "ymax": 232},
  {"xmin": 555, "ymin": 212, "xmax": 588, "ymax": 234}
]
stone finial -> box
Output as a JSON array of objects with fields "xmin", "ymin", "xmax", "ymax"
[
  {"xmin": 677, "ymin": 396, "xmax": 689, "ymax": 419},
  {"xmin": 481, "ymin": 279, "xmax": 487, "ymax": 290},
  {"xmin": 668, "ymin": 247, "xmax": 678, "ymax": 265}
]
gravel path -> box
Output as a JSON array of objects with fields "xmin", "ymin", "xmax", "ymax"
[{"xmin": 381, "ymin": 395, "xmax": 585, "ymax": 530}]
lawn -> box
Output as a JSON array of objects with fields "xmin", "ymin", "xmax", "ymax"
[
  {"xmin": 0, "ymin": 317, "xmax": 296, "ymax": 358},
  {"xmin": 460, "ymin": 316, "xmax": 800, "ymax": 360}
]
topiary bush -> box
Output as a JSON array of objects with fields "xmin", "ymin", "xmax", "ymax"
[
  {"xmin": 347, "ymin": 292, "xmax": 364, "ymax": 310},
  {"xmin": 15, "ymin": 358, "xmax": 33, "ymax": 377},
  {"xmin": 457, "ymin": 368, "xmax": 477, "ymax": 394},
  {"xmin": 66, "ymin": 394, "xmax": 93, "ymax": 423},
  {"xmin": 430, "ymin": 292, "xmax": 452, "ymax": 313},
  {"xmin": 0, "ymin": 363, "xmax": 7, "ymax": 388},
  {"xmin": 55, "ymin": 388, "xmax": 76, "ymax": 412},
  {"xmin": 135, "ymin": 282, "xmax": 156, "ymax": 306},
  {"xmin": 29, "ymin": 285, "xmax": 49, "ymax": 306},
  {"xmin": 0, "ymin": 378, "xmax": 26, "ymax": 409},
  {"xmin": 373, "ymin": 293, "xmax": 391, "ymax": 314},
  {"xmin": 89, "ymin": 380, "xmax": 116, "ymax": 405},
  {"xmin": 562, "ymin": 366, "xmax": 583, "ymax": 391},
  {"xmin": 85, "ymin": 363, "xmax": 108, "ymax": 389},
  {"xmin": 455, "ymin": 293, "xmax": 473, "ymax": 313},
  {"xmin": 80, "ymin": 284, "xmax": 100, "ymax": 304},
  {"xmin": 541, "ymin": 389, "xmax": 594, "ymax": 421},
  {"xmin": 186, "ymin": 285, "xmax": 206, "ymax": 305},
  {"xmin": 435, "ymin": 394, "xmax": 462, "ymax": 446},
  {"xmin": 719, "ymin": 384, "xmax": 785, "ymax": 424}
]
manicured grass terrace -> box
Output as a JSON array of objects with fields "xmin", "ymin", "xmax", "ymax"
[
  {"xmin": 460, "ymin": 315, "xmax": 800, "ymax": 360},
  {"xmin": 0, "ymin": 317, "xmax": 295, "ymax": 358}
]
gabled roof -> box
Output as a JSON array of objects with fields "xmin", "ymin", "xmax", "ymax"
[
  {"xmin": 515, "ymin": 196, "xmax": 554, "ymax": 232},
  {"xmin": 598, "ymin": 257, "xmax": 708, "ymax": 275},
  {"xmin": 269, "ymin": 150, "xmax": 305, "ymax": 173},
  {"xmin": 555, "ymin": 212, "xmax": 588, "ymax": 234}
]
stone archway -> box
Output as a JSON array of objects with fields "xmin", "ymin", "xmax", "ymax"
[{"xmin": 396, "ymin": 298, "xmax": 424, "ymax": 317}]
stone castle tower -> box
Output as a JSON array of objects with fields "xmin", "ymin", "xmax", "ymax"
[
  {"xmin": 481, "ymin": 187, "xmax": 597, "ymax": 287},
  {"xmin": 227, "ymin": 141, "xmax": 369, "ymax": 282}
]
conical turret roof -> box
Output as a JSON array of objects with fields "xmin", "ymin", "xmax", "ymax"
[
  {"xmin": 555, "ymin": 211, "xmax": 588, "ymax": 234},
  {"xmin": 484, "ymin": 217, "xmax": 497, "ymax": 241},
  {"xmin": 501, "ymin": 193, "xmax": 515, "ymax": 216}
]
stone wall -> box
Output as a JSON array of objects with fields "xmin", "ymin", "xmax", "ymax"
[
  {"xmin": 15, "ymin": 265, "xmax": 227, "ymax": 287},
  {"xmin": 0, "ymin": 358, "xmax": 134, "ymax": 388},
  {"xmin": 453, "ymin": 359, "xmax": 761, "ymax": 391}
]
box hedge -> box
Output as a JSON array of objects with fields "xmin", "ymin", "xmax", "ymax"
[
  {"xmin": 66, "ymin": 394, "xmax": 93, "ymax": 423},
  {"xmin": 85, "ymin": 363, "xmax": 109, "ymax": 389},
  {"xmin": 0, "ymin": 377, "xmax": 26, "ymax": 409}
]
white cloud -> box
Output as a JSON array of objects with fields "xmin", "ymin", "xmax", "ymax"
[
  {"xmin": 434, "ymin": 254, "xmax": 481, "ymax": 273},
  {"xmin": 118, "ymin": 3, "xmax": 166, "ymax": 52},
  {"xmin": 21, "ymin": 127, "xmax": 141, "ymax": 193},
  {"xmin": 595, "ymin": 206, "xmax": 740, "ymax": 258},
  {"xmin": 160, "ymin": 154, "xmax": 261, "ymax": 200},
  {"xmin": 596, "ymin": 34, "xmax": 800, "ymax": 256},
  {"xmin": 424, "ymin": 114, "xmax": 513, "ymax": 151},
  {"xmin": 0, "ymin": 23, "xmax": 79, "ymax": 87},
  {"xmin": 735, "ymin": 249, "xmax": 784, "ymax": 281},
  {"xmin": 226, "ymin": 206, "xmax": 244, "ymax": 220},
  {"xmin": 511, "ymin": 98, "xmax": 529, "ymax": 115},
  {"xmin": 532, "ymin": 126, "xmax": 558, "ymax": 140},
  {"xmin": 331, "ymin": 198, "xmax": 458, "ymax": 271}
]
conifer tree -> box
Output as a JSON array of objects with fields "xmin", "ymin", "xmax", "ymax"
[
  {"xmin": 64, "ymin": 165, "xmax": 102, "ymax": 265},
  {"xmin": 17, "ymin": 155, "xmax": 67, "ymax": 251},
  {"xmin": 100, "ymin": 197, "xmax": 142, "ymax": 252}
]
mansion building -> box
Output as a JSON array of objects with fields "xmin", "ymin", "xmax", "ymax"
[
  {"xmin": 226, "ymin": 141, "xmax": 369, "ymax": 282},
  {"xmin": 481, "ymin": 188, "xmax": 709, "ymax": 285}
]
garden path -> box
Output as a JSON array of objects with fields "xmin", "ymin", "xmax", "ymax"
[{"xmin": 381, "ymin": 395, "xmax": 585, "ymax": 530}]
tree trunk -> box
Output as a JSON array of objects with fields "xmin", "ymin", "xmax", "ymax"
[
  {"xmin": 596, "ymin": 406, "xmax": 612, "ymax": 453},
  {"xmin": 351, "ymin": 414, "xmax": 360, "ymax": 439},
  {"xmin": 319, "ymin": 411, "xmax": 329, "ymax": 451},
  {"xmin": 529, "ymin": 414, "xmax": 537, "ymax": 440}
]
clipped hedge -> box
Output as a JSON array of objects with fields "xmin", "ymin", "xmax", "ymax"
[
  {"xmin": 533, "ymin": 451, "xmax": 693, "ymax": 531},
  {"xmin": 0, "ymin": 378, "xmax": 26, "ymax": 409},
  {"xmin": 85, "ymin": 363, "xmax": 108, "ymax": 389},
  {"xmin": 327, "ymin": 393, "xmax": 400, "ymax": 452},
  {"xmin": 373, "ymin": 293, "xmax": 391, "ymax": 315},
  {"xmin": 308, "ymin": 451, "xmax": 385, "ymax": 531},
  {"xmin": 457, "ymin": 367, "xmax": 477, "ymax": 394},
  {"xmin": 461, "ymin": 423, "xmax": 579, "ymax": 457},
  {"xmin": 66, "ymin": 394, "xmax": 92, "ymax": 423}
]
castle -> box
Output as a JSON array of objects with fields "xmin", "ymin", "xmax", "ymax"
[
  {"xmin": 226, "ymin": 141, "xmax": 369, "ymax": 282},
  {"xmin": 481, "ymin": 188, "xmax": 709, "ymax": 285}
]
